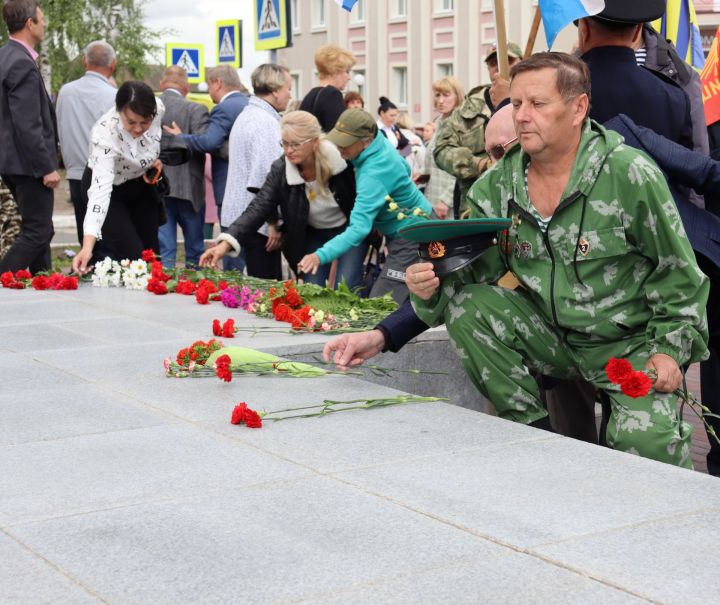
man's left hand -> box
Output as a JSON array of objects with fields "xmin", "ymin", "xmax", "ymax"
[
  {"xmin": 490, "ymin": 74, "xmax": 510, "ymax": 108},
  {"xmin": 645, "ymin": 353, "xmax": 682, "ymax": 392},
  {"xmin": 298, "ymin": 253, "xmax": 321, "ymax": 276},
  {"xmin": 266, "ymin": 224, "xmax": 282, "ymax": 252},
  {"xmin": 163, "ymin": 121, "xmax": 182, "ymax": 136}
]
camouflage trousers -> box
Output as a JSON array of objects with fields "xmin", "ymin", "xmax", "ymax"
[
  {"xmin": 0, "ymin": 181, "xmax": 21, "ymax": 260},
  {"xmin": 444, "ymin": 284, "xmax": 693, "ymax": 468}
]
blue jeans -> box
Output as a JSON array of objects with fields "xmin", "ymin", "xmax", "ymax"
[
  {"xmin": 220, "ymin": 226, "xmax": 246, "ymax": 272},
  {"xmin": 158, "ymin": 196, "xmax": 205, "ymax": 268},
  {"xmin": 303, "ymin": 225, "xmax": 368, "ymax": 292}
]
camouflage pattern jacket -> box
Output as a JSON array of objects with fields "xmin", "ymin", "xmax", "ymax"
[
  {"xmin": 414, "ymin": 120, "xmax": 709, "ymax": 366},
  {"xmin": 433, "ymin": 85, "xmax": 493, "ymax": 214}
]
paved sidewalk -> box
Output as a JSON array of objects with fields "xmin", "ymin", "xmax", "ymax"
[{"xmin": 1, "ymin": 287, "xmax": 719, "ymax": 604}]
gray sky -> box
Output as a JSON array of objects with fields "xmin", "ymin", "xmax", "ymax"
[{"xmin": 143, "ymin": 0, "xmax": 269, "ymax": 86}]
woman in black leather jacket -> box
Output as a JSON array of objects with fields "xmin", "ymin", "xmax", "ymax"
[{"xmin": 199, "ymin": 110, "xmax": 367, "ymax": 290}]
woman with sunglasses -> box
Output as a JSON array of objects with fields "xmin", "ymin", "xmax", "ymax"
[
  {"xmin": 423, "ymin": 77, "xmax": 465, "ymax": 219},
  {"xmin": 72, "ymin": 81, "xmax": 164, "ymax": 274},
  {"xmin": 199, "ymin": 111, "xmax": 367, "ymax": 290}
]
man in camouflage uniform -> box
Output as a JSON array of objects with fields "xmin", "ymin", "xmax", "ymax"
[
  {"xmin": 434, "ymin": 42, "xmax": 522, "ymax": 218},
  {"xmin": 409, "ymin": 53, "xmax": 709, "ymax": 468},
  {"xmin": 0, "ymin": 177, "xmax": 21, "ymax": 260}
]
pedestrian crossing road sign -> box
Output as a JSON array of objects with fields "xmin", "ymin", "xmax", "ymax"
[
  {"xmin": 165, "ymin": 43, "xmax": 205, "ymax": 84},
  {"xmin": 254, "ymin": 0, "xmax": 291, "ymax": 51},
  {"xmin": 217, "ymin": 20, "xmax": 242, "ymax": 68}
]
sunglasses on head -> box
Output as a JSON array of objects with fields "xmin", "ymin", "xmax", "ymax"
[{"xmin": 489, "ymin": 136, "xmax": 518, "ymax": 161}]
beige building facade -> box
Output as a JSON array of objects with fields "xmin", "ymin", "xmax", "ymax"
[{"xmin": 277, "ymin": 0, "xmax": 579, "ymax": 126}]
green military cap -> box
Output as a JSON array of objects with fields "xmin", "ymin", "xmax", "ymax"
[
  {"xmin": 485, "ymin": 41, "xmax": 523, "ymax": 62},
  {"xmin": 325, "ymin": 109, "xmax": 378, "ymax": 147},
  {"xmin": 399, "ymin": 218, "xmax": 511, "ymax": 277}
]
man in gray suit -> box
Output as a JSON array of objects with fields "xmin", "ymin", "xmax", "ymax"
[
  {"xmin": 158, "ymin": 66, "xmax": 210, "ymax": 268},
  {"xmin": 0, "ymin": 0, "xmax": 59, "ymax": 273}
]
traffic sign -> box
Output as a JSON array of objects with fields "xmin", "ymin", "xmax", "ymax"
[
  {"xmin": 217, "ymin": 20, "xmax": 242, "ymax": 68},
  {"xmin": 165, "ymin": 43, "xmax": 205, "ymax": 84},
  {"xmin": 254, "ymin": 0, "xmax": 291, "ymax": 51}
]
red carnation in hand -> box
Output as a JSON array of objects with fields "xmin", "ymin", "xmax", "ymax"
[
  {"xmin": 605, "ymin": 358, "xmax": 635, "ymax": 385},
  {"xmin": 221, "ymin": 318, "xmax": 235, "ymax": 338},
  {"xmin": 14, "ymin": 269, "xmax": 32, "ymax": 280},
  {"xmin": 31, "ymin": 275, "xmax": 50, "ymax": 290},
  {"xmin": 620, "ymin": 371, "xmax": 652, "ymax": 399},
  {"xmin": 212, "ymin": 319, "xmax": 222, "ymax": 336},
  {"xmin": 141, "ymin": 249, "xmax": 157, "ymax": 262}
]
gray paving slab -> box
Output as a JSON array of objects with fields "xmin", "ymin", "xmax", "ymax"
[
  {"xmin": 335, "ymin": 436, "xmax": 720, "ymax": 550},
  {"xmin": 0, "ymin": 533, "xmax": 103, "ymax": 605},
  {"xmin": 0, "ymin": 424, "xmax": 310, "ymax": 525},
  {"xmin": 0, "ymin": 350, "xmax": 88, "ymax": 390},
  {"xmin": 0, "ymin": 383, "xmax": 168, "ymax": 447},
  {"xmin": 533, "ymin": 509, "xmax": 720, "ymax": 604},
  {"xmin": 296, "ymin": 554, "xmax": 650, "ymax": 605},
  {"xmin": 7, "ymin": 476, "xmax": 526, "ymax": 605},
  {"xmin": 2, "ymin": 322, "xmax": 110, "ymax": 353},
  {"xmin": 0, "ymin": 298, "xmax": 115, "ymax": 328}
]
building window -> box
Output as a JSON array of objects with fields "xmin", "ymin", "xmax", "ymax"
[
  {"xmin": 291, "ymin": 73, "xmax": 301, "ymax": 101},
  {"xmin": 437, "ymin": 63, "xmax": 454, "ymax": 77},
  {"xmin": 394, "ymin": 0, "xmax": 407, "ymax": 17},
  {"xmin": 438, "ymin": 0, "xmax": 454, "ymax": 12},
  {"xmin": 352, "ymin": 0, "xmax": 365, "ymax": 22},
  {"xmin": 393, "ymin": 66, "xmax": 408, "ymax": 106},
  {"xmin": 291, "ymin": 0, "xmax": 300, "ymax": 32},
  {"xmin": 314, "ymin": 0, "xmax": 326, "ymax": 27}
]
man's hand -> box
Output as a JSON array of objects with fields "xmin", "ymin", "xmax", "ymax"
[
  {"xmin": 143, "ymin": 159, "xmax": 163, "ymax": 184},
  {"xmin": 490, "ymin": 74, "xmax": 510, "ymax": 108},
  {"xmin": 323, "ymin": 330, "xmax": 386, "ymax": 371},
  {"xmin": 266, "ymin": 224, "xmax": 282, "ymax": 252},
  {"xmin": 162, "ymin": 121, "xmax": 183, "ymax": 136},
  {"xmin": 298, "ymin": 253, "xmax": 321, "ymax": 276},
  {"xmin": 434, "ymin": 201, "xmax": 450, "ymax": 220},
  {"xmin": 406, "ymin": 262, "xmax": 439, "ymax": 300},
  {"xmin": 645, "ymin": 353, "xmax": 682, "ymax": 393},
  {"xmin": 43, "ymin": 171, "xmax": 61, "ymax": 189},
  {"xmin": 199, "ymin": 241, "xmax": 232, "ymax": 269}
]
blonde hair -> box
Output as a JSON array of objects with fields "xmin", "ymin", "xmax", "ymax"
[
  {"xmin": 206, "ymin": 65, "xmax": 244, "ymax": 91},
  {"xmin": 396, "ymin": 111, "xmax": 414, "ymax": 131},
  {"xmin": 252, "ymin": 63, "xmax": 290, "ymax": 95},
  {"xmin": 314, "ymin": 44, "xmax": 356, "ymax": 79},
  {"xmin": 432, "ymin": 76, "xmax": 465, "ymax": 108},
  {"xmin": 280, "ymin": 111, "xmax": 333, "ymax": 195}
]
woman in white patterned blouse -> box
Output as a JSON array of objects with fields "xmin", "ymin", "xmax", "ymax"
[{"xmin": 72, "ymin": 81, "xmax": 165, "ymax": 274}]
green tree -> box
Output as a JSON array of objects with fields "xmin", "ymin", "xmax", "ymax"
[{"xmin": 0, "ymin": 0, "xmax": 161, "ymax": 93}]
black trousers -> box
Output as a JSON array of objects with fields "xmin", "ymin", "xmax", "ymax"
[
  {"xmin": 699, "ymin": 256, "xmax": 720, "ymax": 476},
  {"xmin": 243, "ymin": 230, "xmax": 282, "ymax": 280},
  {"xmin": 81, "ymin": 168, "xmax": 159, "ymax": 262},
  {"xmin": 68, "ymin": 178, "xmax": 85, "ymax": 245},
  {"xmin": 0, "ymin": 174, "xmax": 54, "ymax": 273}
]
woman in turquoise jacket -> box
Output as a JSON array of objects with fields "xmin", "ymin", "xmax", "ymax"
[{"xmin": 298, "ymin": 108, "xmax": 432, "ymax": 303}]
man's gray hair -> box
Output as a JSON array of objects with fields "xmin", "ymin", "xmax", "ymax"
[
  {"xmin": 84, "ymin": 40, "xmax": 116, "ymax": 68},
  {"xmin": 206, "ymin": 65, "xmax": 243, "ymax": 91},
  {"xmin": 251, "ymin": 63, "xmax": 289, "ymax": 95}
]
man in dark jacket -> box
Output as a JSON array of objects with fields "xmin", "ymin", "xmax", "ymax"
[{"xmin": 0, "ymin": 0, "xmax": 59, "ymax": 273}]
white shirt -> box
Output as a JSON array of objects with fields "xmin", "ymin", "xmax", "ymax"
[
  {"xmin": 377, "ymin": 120, "xmax": 398, "ymax": 148},
  {"xmin": 83, "ymin": 100, "xmax": 165, "ymax": 240}
]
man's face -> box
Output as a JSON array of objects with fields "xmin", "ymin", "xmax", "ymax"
[
  {"xmin": 28, "ymin": 6, "xmax": 46, "ymax": 43},
  {"xmin": 510, "ymin": 68, "xmax": 586, "ymax": 159},
  {"xmin": 486, "ymin": 55, "xmax": 519, "ymax": 80},
  {"xmin": 272, "ymin": 72, "xmax": 293, "ymax": 112},
  {"xmin": 484, "ymin": 105, "xmax": 517, "ymax": 163},
  {"xmin": 336, "ymin": 137, "xmax": 370, "ymax": 161}
]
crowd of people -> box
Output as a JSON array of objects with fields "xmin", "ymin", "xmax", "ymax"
[{"xmin": 0, "ymin": 0, "xmax": 718, "ymax": 474}]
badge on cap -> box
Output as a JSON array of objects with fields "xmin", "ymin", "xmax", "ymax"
[
  {"xmin": 578, "ymin": 238, "xmax": 590, "ymax": 257},
  {"xmin": 428, "ymin": 241, "xmax": 446, "ymax": 259}
]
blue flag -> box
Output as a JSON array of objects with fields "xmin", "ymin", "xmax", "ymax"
[
  {"xmin": 538, "ymin": 0, "xmax": 605, "ymax": 48},
  {"xmin": 334, "ymin": 0, "xmax": 359, "ymax": 12}
]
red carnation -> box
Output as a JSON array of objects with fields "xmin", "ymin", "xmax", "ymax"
[
  {"xmin": 141, "ymin": 249, "xmax": 156, "ymax": 262},
  {"xmin": 48, "ymin": 273, "xmax": 64, "ymax": 289},
  {"xmin": 620, "ymin": 371, "xmax": 652, "ymax": 399},
  {"xmin": 147, "ymin": 278, "xmax": 168, "ymax": 295},
  {"xmin": 14, "ymin": 269, "xmax": 32, "ymax": 280},
  {"xmin": 1, "ymin": 271, "xmax": 14, "ymax": 287},
  {"xmin": 218, "ymin": 280, "xmax": 229, "ymax": 290},
  {"xmin": 230, "ymin": 403, "xmax": 248, "ymax": 425},
  {"xmin": 605, "ymin": 358, "xmax": 635, "ymax": 385},
  {"xmin": 212, "ymin": 319, "xmax": 222, "ymax": 336},
  {"xmin": 176, "ymin": 280, "xmax": 196, "ymax": 295},
  {"xmin": 214, "ymin": 354, "xmax": 232, "ymax": 382},
  {"xmin": 31, "ymin": 275, "xmax": 50, "ymax": 290},
  {"xmin": 285, "ymin": 287, "xmax": 302, "ymax": 308},
  {"xmin": 243, "ymin": 408, "xmax": 262, "ymax": 428},
  {"xmin": 221, "ymin": 318, "xmax": 235, "ymax": 338},
  {"xmin": 7, "ymin": 281, "xmax": 25, "ymax": 289},
  {"xmin": 61, "ymin": 276, "xmax": 78, "ymax": 290},
  {"xmin": 196, "ymin": 287, "xmax": 210, "ymax": 305}
]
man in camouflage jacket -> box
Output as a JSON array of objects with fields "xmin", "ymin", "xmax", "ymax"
[{"xmin": 410, "ymin": 53, "xmax": 709, "ymax": 468}]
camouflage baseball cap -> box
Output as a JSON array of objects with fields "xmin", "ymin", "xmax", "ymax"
[
  {"xmin": 485, "ymin": 42, "xmax": 523, "ymax": 62},
  {"xmin": 325, "ymin": 109, "xmax": 378, "ymax": 147}
]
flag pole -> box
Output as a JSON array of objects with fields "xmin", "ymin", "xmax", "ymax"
[
  {"xmin": 493, "ymin": 0, "xmax": 510, "ymax": 79},
  {"xmin": 524, "ymin": 6, "xmax": 542, "ymax": 58}
]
